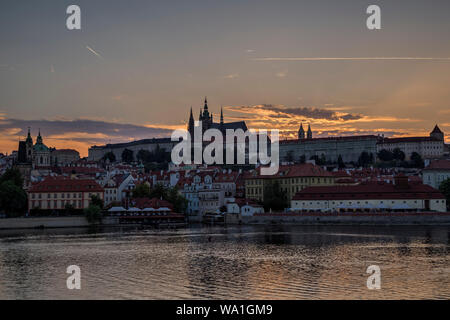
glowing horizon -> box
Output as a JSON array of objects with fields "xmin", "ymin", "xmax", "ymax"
[{"xmin": 1, "ymin": 1, "xmax": 450, "ymax": 157}]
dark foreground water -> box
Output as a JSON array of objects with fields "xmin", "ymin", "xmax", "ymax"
[{"xmin": 0, "ymin": 225, "xmax": 449, "ymax": 300}]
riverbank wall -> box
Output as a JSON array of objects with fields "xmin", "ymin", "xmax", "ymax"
[
  {"xmin": 2, "ymin": 212, "xmax": 450, "ymax": 230},
  {"xmin": 0, "ymin": 216, "xmax": 120, "ymax": 230},
  {"xmin": 239, "ymin": 212, "xmax": 450, "ymax": 225}
]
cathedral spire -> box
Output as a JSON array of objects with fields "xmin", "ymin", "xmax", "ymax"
[
  {"xmin": 36, "ymin": 129, "xmax": 43, "ymax": 144},
  {"xmin": 204, "ymin": 97, "xmax": 208, "ymax": 110},
  {"xmin": 307, "ymin": 124, "xmax": 312, "ymax": 139},
  {"xmin": 188, "ymin": 107, "xmax": 194, "ymax": 132},
  {"xmin": 26, "ymin": 127, "xmax": 33, "ymax": 144},
  {"xmin": 298, "ymin": 122, "xmax": 305, "ymax": 139},
  {"xmin": 220, "ymin": 106, "xmax": 224, "ymax": 125}
]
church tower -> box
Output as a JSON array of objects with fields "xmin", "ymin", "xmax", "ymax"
[
  {"xmin": 33, "ymin": 129, "xmax": 50, "ymax": 167},
  {"xmin": 25, "ymin": 127, "xmax": 33, "ymax": 162},
  {"xmin": 36, "ymin": 129, "xmax": 43, "ymax": 145},
  {"xmin": 430, "ymin": 124, "xmax": 444, "ymax": 141},
  {"xmin": 220, "ymin": 107, "xmax": 224, "ymax": 126},
  {"xmin": 298, "ymin": 123, "xmax": 305, "ymax": 140},
  {"xmin": 199, "ymin": 97, "xmax": 212, "ymax": 131},
  {"xmin": 307, "ymin": 124, "xmax": 313, "ymax": 139},
  {"xmin": 188, "ymin": 107, "xmax": 194, "ymax": 136}
]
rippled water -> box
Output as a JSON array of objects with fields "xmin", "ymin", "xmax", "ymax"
[{"xmin": 0, "ymin": 225, "xmax": 449, "ymax": 299}]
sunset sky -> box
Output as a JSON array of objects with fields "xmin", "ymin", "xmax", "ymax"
[{"xmin": 1, "ymin": 0, "xmax": 450, "ymax": 157}]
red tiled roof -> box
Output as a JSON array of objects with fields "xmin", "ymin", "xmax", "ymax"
[
  {"xmin": 29, "ymin": 177, "xmax": 104, "ymax": 193},
  {"xmin": 214, "ymin": 171, "xmax": 239, "ymax": 183},
  {"xmin": 424, "ymin": 160, "xmax": 450, "ymax": 170},
  {"xmin": 131, "ymin": 197, "xmax": 174, "ymax": 210},
  {"xmin": 335, "ymin": 178, "xmax": 357, "ymax": 184},
  {"xmin": 246, "ymin": 163, "xmax": 333, "ymax": 179},
  {"xmin": 60, "ymin": 166, "xmax": 103, "ymax": 174},
  {"xmin": 176, "ymin": 177, "xmax": 193, "ymax": 187},
  {"xmin": 113, "ymin": 174, "xmax": 130, "ymax": 186},
  {"xmin": 332, "ymin": 170, "xmax": 351, "ymax": 178},
  {"xmin": 292, "ymin": 181, "xmax": 444, "ymax": 201},
  {"xmin": 233, "ymin": 198, "xmax": 262, "ymax": 207}
]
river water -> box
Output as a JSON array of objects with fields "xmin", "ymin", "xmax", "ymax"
[{"xmin": 0, "ymin": 225, "xmax": 449, "ymax": 299}]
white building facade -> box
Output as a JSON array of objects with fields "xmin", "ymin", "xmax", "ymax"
[
  {"xmin": 291, "ymin": 177, "xmax": 447, "ymax": 213},
  {"xmin": 422, "ymin": 160, "xmax": 450, "ymax": 189}
]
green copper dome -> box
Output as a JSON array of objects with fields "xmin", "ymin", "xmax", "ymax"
[
  {"xmin": 33, "ymin": 143, "xmax": 49, "ymax": 152},
  {"xmin": 33, "ymin": 129, "xmax": 49, "ymax": 152}
]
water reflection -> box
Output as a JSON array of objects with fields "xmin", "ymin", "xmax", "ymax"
[{"xmin": 0, "ymin": 225, "xmax": 449, "ymax": 299}]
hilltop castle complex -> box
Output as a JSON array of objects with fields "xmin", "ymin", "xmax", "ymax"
[
  {"xmin": 279, "ymin": 124, "xmax": 445, "ymax": 163},
  {"xmin": 88, "ymin": 98, "xmax": 248, "ymax": 162},
  {"xmin": 86, "ymin": 98, "xmax": 445, "ymax": 164}
]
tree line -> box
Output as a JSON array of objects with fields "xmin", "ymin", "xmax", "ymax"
[
  {"xmin": 284, "ymin": 149, "xmax": 424, "ymax": 168},
  {"xmin": 0, "ymin": 168, "xmax": 27, "ymax": 217}
]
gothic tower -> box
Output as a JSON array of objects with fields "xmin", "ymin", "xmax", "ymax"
[
  {"xmin": 188, "ymin": 107, "xmax": 194, "ymax": 136},
  {"xmin": 199, "ymin": 97, "xmax": 212, "ymax": 131},
  {"xmin": 298, "ymin": 123, "xmax": 305, "ymax": 140},
  {"xmin": 307, "ymin": 124, "xmax": 313, "ymax": 139},
  {"xmin": 25, "ymin": 127, "xmax": 33, "ymax": 162}
]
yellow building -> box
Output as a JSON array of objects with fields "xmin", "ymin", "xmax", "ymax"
[{"xmin": 244, "ymin": 163, "xmax": 335, "ymax": 203}]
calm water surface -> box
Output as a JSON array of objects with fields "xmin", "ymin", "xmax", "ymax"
[{"xmin": 0, "ymin": 225, "xmax": 449, "ymax": 299}]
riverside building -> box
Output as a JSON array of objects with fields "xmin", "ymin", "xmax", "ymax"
[
  {"xmin": 244, "ymin": 163, "xmax": 335, "ymax": 203},
  {"xmin": 291, "ymin": 175, "xmax": 447, "ymax": 212}
]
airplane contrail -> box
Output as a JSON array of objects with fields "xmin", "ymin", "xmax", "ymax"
[
  {"xmin": 254, "ymin": 57, "xmax": 450, "ymax": 61},
  {"xmin": 86, "ymin": 46, "xmax": 103, "ymax": 59}
]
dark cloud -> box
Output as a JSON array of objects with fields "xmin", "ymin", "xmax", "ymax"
[
  {"xmin": 314, "ymin": 130, "xmax": 403, "ymax": 137},
  {"xmin": 260, "ymin": 104, "xmax": 362, "ymax": 121},
  {"xmin": 0, "ymin": 118, "xmax": 173, "ymax": 145}
]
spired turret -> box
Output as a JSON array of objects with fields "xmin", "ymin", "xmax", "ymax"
[
  {"xmin": 430, "ymin": 124, "xmax": 444, "ymax": 141},
  {"xmin": 25, "ymin": 127, "xmax": 33, "ymax": 144},
  {"xmin": 188, "ymin": 107, "xmax": 194, "ymax": 135},
  {"xmin": 298, "ymin": 123, "xmax": 305, "ymax": 139},
  {"xmin": 25, "ymin": 127, "xmax": 33, "ymax": 162},
  {"xmin": 307, "ymin": 124, "xmax": 313, "ymax": 139},
  {"xmin": 199, "ymin": 97, "xmax": 212, "ymax": 131}
]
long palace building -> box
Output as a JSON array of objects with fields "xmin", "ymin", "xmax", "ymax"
[{"xmin": 279, "ymin": 124, "xmax": 445, "ymax": 163}]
